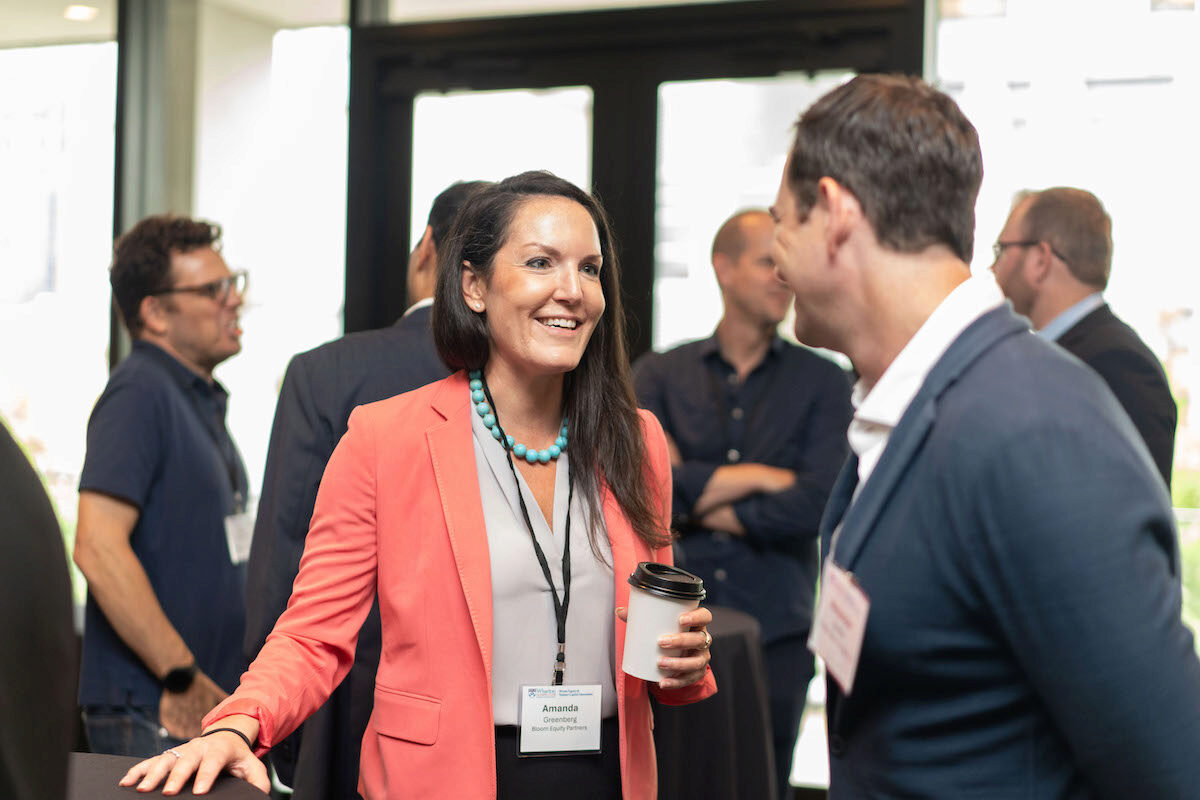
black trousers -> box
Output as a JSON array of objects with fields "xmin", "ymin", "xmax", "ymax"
[{"xmin": 495, "ymin": 716, "xmax": 621, "ymax": 800}]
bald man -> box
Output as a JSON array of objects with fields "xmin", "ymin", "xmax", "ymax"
[
  {"xmin": 634, "ymin": 210, "xmax": 851, "ymax": 798},
  {"xmin": 992, "ymin": 187, "xmax": 1176, "ymax": 487}
]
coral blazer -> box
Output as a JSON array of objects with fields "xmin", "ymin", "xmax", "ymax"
[{"xmin": 206, "ymin": 372, "xmax": 716, "ymax": 799}]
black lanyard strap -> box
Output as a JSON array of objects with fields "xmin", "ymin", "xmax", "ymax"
[
  {"xmin": 481, "ymin": 378, "xmax": 573, "ymax": 686},
  {"xmin": 183, "ymin": 384, "xmax": 245, "ymax": 511}
]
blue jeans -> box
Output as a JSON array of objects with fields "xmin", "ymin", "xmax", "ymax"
[{"xmin": 83, "ymin": 704, "xmax": 187, "ymax": 759}]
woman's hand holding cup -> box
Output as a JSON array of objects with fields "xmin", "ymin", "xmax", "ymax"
[
  {"xmin": 654, "ymin": 605, "xmax": 712, "ymax": 689},
  {"xmin": 614, "ymin": 604, "xmax": 711, "ymax": 689},
  {"xmin": 619, "ymin": 562, "xmax": 711, "ymax": 688}
]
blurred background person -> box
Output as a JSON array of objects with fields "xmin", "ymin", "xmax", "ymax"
[
  {"xmin": 73, "ymin": 216, "xmax": 250, "ymax": 757},
  {"xmin": 634, "ymin": 208, "xmax": 850, "ymax": 798},
  {"xmin": 244, "ymin": 180, "xmax": 487, "ymax": 798},
  {"xmin": 992, "ymin": 186, "xmax": 1176, "ymax": 487},
  {"xmin": 0, "ymin": 421, "xmax": 76, "ymax": 800},
  {"xmin": 120, "ymin": 172, "xmax": 715, "ymax": 799}
]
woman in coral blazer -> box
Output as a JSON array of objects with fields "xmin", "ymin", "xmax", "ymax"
[{"xmin": 124, "ymin": 172, "xmax": 716, "ymax": 799}]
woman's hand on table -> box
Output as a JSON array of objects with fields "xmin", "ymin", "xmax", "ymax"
[
  {"xmin": 118, "ymin": 722, "xmax": 269, "ymax": 795},
  {"xmin": 615, "ymin": 605, "xmax": 713, "ymax": 689}
]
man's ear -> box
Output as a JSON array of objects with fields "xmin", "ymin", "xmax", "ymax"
[
  {"xmin": 1027, "ymin": 241, "xmax": 1055, "ymax": 286},
  {"xmin": 138, "ymin": 295, "xmax": 169, "ymax": 336},
  {"xmin": 461, "ymin": 261, "xmax": 486, "ymax": 312},
  {"xmin": 818, "ymin": 177, "xmax": 861, "ymax": 257},
  {"xmin": 413, "ymin": 225, "xmax": 436, "ymax": 276},
  {"xmin": 711, "ymin": 252, "xmax": 734, "ymax": 290}
]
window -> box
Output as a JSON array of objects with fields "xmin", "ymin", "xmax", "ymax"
[
  {"xmin": 0, "ymin": 41, "xmax": 117, "ymax": 600},
  {"xmin": 192, "ymin": 3, "xmax": 349, "ymax": 499},
  {"xmin": 936, "ymin": 0, "xmax": 1200, "ymax": 641}
]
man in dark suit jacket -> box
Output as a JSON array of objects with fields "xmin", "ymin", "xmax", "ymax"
[
  {"xmin": 243, "ymin": 181, "xmax": 486, "ymax": 799},
  {"xmin": 992, "ymin": 186, "xmax": 1176, "ymax": 486},
  {"xmin": 0, "ymin": 421, "xmax": 76, "ymax": 800},
  {"xmin": 771, "ymin": 74, "xmax": 1200, "ymax": 798}
]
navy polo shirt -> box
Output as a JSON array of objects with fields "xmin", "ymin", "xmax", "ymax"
[{"xmin": 78, "ymin": 340, "xmax": 248, "ymax": 707}]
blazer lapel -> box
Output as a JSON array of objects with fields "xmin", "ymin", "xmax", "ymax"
[
  {"xmin": 427, "ymin": 372, "xmax": 495, "ymax": 684},
  {"xmin": 819, "ymin": 454, "xmax": 860, "ymax": 559},
  {"xmin": 603, "ymin": 486, "xmax": 637, "ymax": 677},
  {"xmin": 833, "ymin": 306, "xmax": 1029, "ymax": 571}
]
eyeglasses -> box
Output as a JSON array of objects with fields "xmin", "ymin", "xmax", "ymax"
[
  {"xmin": 992, "ymin": 240, "xmax": 1070, "ymax": 265},
  {"xmin": 152, "ymin": 270, "xmax": 248, "ymax": 303}
]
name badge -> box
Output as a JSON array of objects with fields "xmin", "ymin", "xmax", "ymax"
[
  {"xmin": 518, "ymin": 684, "xmax": 603, "ymax": 756},
  {"xmin": 224, "ymin": 507, "xmax": 255, "ymax": 565},
  {"xmin": 807, "ymin": 557, "xmax": 870, "ymax": 696}
]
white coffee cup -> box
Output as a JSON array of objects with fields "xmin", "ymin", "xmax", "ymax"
[{"xmin": 621, "ymin": 562, "xmax": 706, "ymax": 682}]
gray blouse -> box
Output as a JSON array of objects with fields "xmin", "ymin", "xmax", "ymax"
[{"xmin": 471, "ymin": 406, "xmax": 618, "ymax": 726}]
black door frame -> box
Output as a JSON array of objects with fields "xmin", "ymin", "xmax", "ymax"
[{"xmin": 346, "ymin": 0, "xmax": 923, "ymax": 357}]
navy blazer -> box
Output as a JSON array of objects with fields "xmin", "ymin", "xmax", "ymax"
[
  {"xmin": 1056, "ymin": 303, "xmax": 1176, "ymax": 487},
  {"xmin": 819, "ymin": 305, "xmax": 1200, "ymax": 799},
  {"xmin": 243, "ymin": 304, "xmax": 447, "ymax": 799}
]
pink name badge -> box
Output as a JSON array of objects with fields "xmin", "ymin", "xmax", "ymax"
[{"xmin": 807, "ymin": 558, "xmax": 870, "ymax": 696}]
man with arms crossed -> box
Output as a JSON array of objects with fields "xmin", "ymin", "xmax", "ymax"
[
  {"xmin": 243, "ymin": 181, "xmax": 485, "ymax": 799},
  {"xmin": 771, "ymin": 74, "xmax": 1200, "ymax": 797},
  {"xmin": 74, "ymin": 215, "xmax": 249, "ymax": 757},
  {"xmin": 992, "ymin": 186, "xmax": 1176, "ymax": 487},
  {"xmin": 634, "ymin": 210, "xmax": 851, "ymax": 799}
]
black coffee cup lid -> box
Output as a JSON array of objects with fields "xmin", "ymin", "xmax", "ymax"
[{"xmin": 628, "ymin": 562, "xmax": 706, "ymax": 601}]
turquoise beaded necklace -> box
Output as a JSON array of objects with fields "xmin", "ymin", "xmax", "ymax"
[{"xmin": 469, "ymin": 369, "xmax": 567, "ymax": 464}]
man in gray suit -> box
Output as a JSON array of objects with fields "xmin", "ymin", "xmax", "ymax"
[
  {"xmin": 770, "ymin": 74, "xmax": 1200, "ymax": 798},
  {"xmin": 243, "ymin": 181, "xmax": 486, "ymax": 799}
]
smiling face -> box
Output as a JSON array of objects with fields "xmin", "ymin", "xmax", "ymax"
[
  {"xmin": 462, "ymin": 195, "xmax": 606, "ymax": 381},
  {"xmin": 770, "ymin": 160, "xmax": 830, "ymax": 347}
]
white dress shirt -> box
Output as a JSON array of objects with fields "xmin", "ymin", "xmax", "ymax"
[{"xmin": 848, "ymin": 275, "xmax": 1005, "ymax": 491}]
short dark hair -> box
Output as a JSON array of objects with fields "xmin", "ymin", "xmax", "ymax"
[
  {"xmin": 433, "ymin": 171, "xmax": 667, "ymax": 551},
  {"xmin": 711, "ymin": 209, "xmax": 769, "ymax": 262},
  {"xmin": 427, "ymin": 181, "xmax": 491, "ymax": 248},
  {"xmin": 110, "ymin": 215, "xmax": 222, "ymax": 337},
  {"xmin": 786, "ymin": 74, "xmax": 983, "ymax": 262},
  {"xmin": 1018, "ymin": 187, "xmax": 1112, "ymax": 289}
]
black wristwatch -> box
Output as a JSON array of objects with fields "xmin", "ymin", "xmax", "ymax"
[{"xmin": 162, "ymin": 662, "xmax": 198, "ymax": 693}]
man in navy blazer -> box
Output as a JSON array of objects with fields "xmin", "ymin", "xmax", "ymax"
[
  {"xmin": 242, "ymin": 181, "xmax": 486, "ymax": 799},
  {"xmin": 992, "ymin": 187, "xmax": 1176, "ymax": 487},
  {"xmin": 769, "ymin": 74, "xmax": 1200, "ymax": 798}
]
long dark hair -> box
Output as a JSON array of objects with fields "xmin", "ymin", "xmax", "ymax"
[{"xmin": 433, "ymin": 171, "xmax": 668, "ymax": 551}]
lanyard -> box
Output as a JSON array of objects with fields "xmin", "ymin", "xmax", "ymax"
[
  {"xmin": 183, "ymin": 382, "xmax": 245, "ymax": 511},
  {"xmin": 481, "ymin": 380, "xmax": 574, "ymax": 686}
]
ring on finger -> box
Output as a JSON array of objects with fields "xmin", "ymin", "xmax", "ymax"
[
  {"xmin": 698, "ymin": 629, "xmax": 712, "ymax": 651},
  {"xmin": 164, "ymin": 748, "xmax": 184, "ymax": 760}
]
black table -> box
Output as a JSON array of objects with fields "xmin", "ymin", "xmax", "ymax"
[
  {"xmin": 652, "ymin": 605, "xmax": 775, "ymax": 800},
  {"xmin": 68, "ymin": 752, "xmax": 267, "ymax": 799}
]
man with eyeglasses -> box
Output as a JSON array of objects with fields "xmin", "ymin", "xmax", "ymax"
[
  {"xmin": 74, "ymin": 214, "xmax": 251, "ymax": 759},
  {"xmin": 992, "ymin": 187, "xmax": 1176, "ymax": 487}
]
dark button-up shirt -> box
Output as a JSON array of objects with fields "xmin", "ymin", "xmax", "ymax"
[
  {"xmin": 79, "ymin": 340, "xmax": 248, "ymax": 706},
  {"xmin": 634, "ymin": 335, "xmax": 851, "ymax": 643}
]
